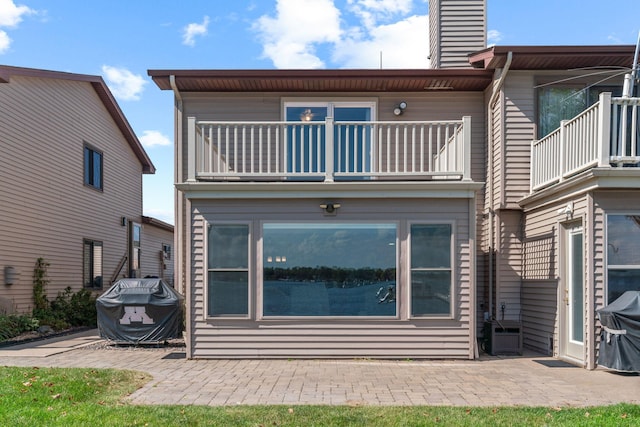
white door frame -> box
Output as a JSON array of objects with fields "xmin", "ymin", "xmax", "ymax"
[{"xmin": 560, "ymin": 222, "xmax": 585, "ymax": 363}]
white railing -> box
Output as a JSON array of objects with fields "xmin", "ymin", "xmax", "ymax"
[
  {"xmin": 530, "ymin": 93, "xmax": 640, "ymax": 191},
  {"xmin": 187, "ymin": 116, "xmax": 472, "ymax": 182}
]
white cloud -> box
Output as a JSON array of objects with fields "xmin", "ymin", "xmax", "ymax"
[
  {"xmin": 101, "ymin": 65, "xmax": 147, "ymax": 101},
  {"xmin": 0, "ymin": 29, "xmax": 9, "ymax": 53},
  {"xmin": 334, "ymin": 14, "xmax": 429, "ymax": 68},
  {"xmin": 183, "ymin": 16, "xmax": 210, "ymax": 46},
  {"xmin": 140, "ymin": 130, "xmax": 171, "ymax": 148},
  {"xmin": 0, "ymin": 0, "xmax": 35, "ymax": 54},
  {"xmin": 254, "ymin": 0, "xmax": 341, "ymax": 68},
  {"xmin": 254, "ymin": 0, "xmax": 429, "ymax": 69},
  {"xmin": 0, "ymin": 0, "xmax": 33, "ymax": 27},
  {"xmin": 487, "ymin": 29, "xmax": 502, "ymax": 46}
]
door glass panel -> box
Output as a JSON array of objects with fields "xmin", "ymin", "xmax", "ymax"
[
  {"xmin": 286, "ymin": 106, "xmax": 327, "ymax": 173},
  {"xmin": 570, "ymin": 231, "xmax": 583, "ymax": 342},
  {"xmin": 334, "ymin": 107, "xmax": 372, "ymax": 173}
]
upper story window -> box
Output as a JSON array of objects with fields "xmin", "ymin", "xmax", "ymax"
[
  {"xmin": 84, "ymin": 144, "xmax": 103, "ymax": 190},
  {"xmin": 537, "ymin": 85, "xmax": 621, "ymax": 138}
]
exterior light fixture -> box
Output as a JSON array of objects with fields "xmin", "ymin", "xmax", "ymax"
[
  {"xmin": 300, "ymin": 108, "xmax": 314, "ymax": 122},
  {"xmin": 320, "ymin": 203, "xmax": 341, "ymax": 214},
  {"xmin": 393, "ymin": 101, "xmax": 407, "ymax": 116}
]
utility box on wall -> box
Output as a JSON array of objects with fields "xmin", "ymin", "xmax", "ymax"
[{"xmin": 483, "ymin": 320, "xmax": 523, "ymax": 355}]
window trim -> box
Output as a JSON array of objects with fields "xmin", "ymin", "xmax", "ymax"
[
  {"xmin": 83, "ymin": 143, "xmax": 103, "ymax": 191},
  {"xmin": 258, "ymin": 220, "xmax": 399, "ymax": 320},
  {"xmin": 605, "ymin": 213, "xmax": 640, "ymax": 304},
  {"xmin": 408, "ymin": 221, "xmax": 455, "ymax": 320},
  {"xmin": 205, "ymin": 221, "xmax": 252, "ymax": 320}
]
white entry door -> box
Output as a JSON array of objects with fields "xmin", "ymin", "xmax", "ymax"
[{"xmin": 562, "ymin": 225, "xmax": 584, "ymax": 361}]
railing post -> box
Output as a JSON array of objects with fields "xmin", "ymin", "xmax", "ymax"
[
  {"xmin": 462, "ymin": 116, "xmax": 472, "ymax": 181},
  {"xmin": 187, "ymin": 116, "xmax": 197, "ymax": 182},
  {"xmin": 597, "ymin": 92, "xmax": 612, "ymax": 167},
  {"xmin": 559, "ymin": 120, "xmax": 568, "ymax": 182},
  {"xmin": 325, "ymin": 117, "xmax": 334, "ymax": 182}
]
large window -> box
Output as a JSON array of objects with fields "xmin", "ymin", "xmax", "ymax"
[
  {"xmin": 83, "ymin": 239, "xmax": 103, "ymax": 289},
  {"xmin": 262, "ymin": 223, "xmax": 396, "ymax": 317},
  {"xmin": 537, "ymin": 85, "xmax": 621, "ymax": 138},
  {"xmin": 607, "ymin": 215, "xmax": 640, "ymax": 304},
  {"xmin": 83, "ymin": 144, "xmax": 103, "ymax": 190},
  {"xmin": 410, "ymin": 224, "xmax": 453, "ymax": 317},
  {"xmin": 207, "ymin": 224, "xmax": 249, "ymax": 317}
]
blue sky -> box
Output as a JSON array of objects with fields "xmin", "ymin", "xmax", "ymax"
[{"xmin": 1, "ymin": 0, "xmax": 638, "ymax": 225}]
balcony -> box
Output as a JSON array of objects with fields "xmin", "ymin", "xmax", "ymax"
[
  {"xmin": 186, "ymin": 116, "xmax": 472, "ymax": 183},
  {"xmin": 531, "ymin": 92, "xmax": 640, "ymax": 192}
]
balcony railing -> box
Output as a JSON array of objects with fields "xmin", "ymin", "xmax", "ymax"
[
  {"xmin": 187, "ymin": 116, "xmax": 472, "ymax": 182},
  {"xmin": 530, "ymin": 92, "xmax": 640, "ymax": 191}
]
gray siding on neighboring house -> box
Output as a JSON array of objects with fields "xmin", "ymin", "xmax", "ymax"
[
  {"xmin": 0, "ymin": 74, "xmax": 145, "ymax": 312},
  {"xmin": 140, "ymin": 218, "xmax": 175, "ymax": 286},
  {"xmin": 187, "ymin": 198, "xmax": 474, "ymax": 359}
]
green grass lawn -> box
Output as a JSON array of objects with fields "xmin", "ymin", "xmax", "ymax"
[{"xmin": 0, "ymin": 366, "xmax": 638, "ymax": 426}]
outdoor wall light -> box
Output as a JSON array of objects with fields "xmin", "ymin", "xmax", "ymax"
[
  {"xmin": 4, "ymin": 266, "xmax": 16, "ymax": 285},
  {"xmin": 393, "ymin": 101, "xmax": 407, "ymax": 116},
  {"xmin": 320, "ymin": 203, "xmax": 341, "ymax": 214}
]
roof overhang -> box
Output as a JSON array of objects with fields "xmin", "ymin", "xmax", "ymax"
[
  {"xmin": 469, "ymin": 45, "xmax": 636, "ymax": 71},
  {"xmin": 148, "ymin": 68, "xmax": 494, "ymax": 93},
  {"xmin": 0, "ymin": 65, "xmax": 155, "ymax": 174}
]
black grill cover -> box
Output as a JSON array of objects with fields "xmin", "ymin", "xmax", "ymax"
[
  {"xmin": 96, "ymin": 278, "xmax": 184, "ymax": 343},
  {"xmin": 597, "ymin": 291, "xmax": 640, "ymax": 372}
]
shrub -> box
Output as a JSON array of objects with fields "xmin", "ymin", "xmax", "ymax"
[{"xmin": 0, "ymin": 314, "xmax": 39, "ymax": 342}]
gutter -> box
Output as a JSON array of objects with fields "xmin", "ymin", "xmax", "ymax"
[{"xmin": 487, "ymin": 51, "xmax": 513, "ymax": 321}]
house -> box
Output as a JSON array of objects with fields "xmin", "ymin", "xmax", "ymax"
[
  {"xmin": 0, "ymin": 65, "xmax": 172, "ymax": 314},
  {"xmin": 149, "ymin": 0, "xmax": 640, "ymax": 365},
  {"xmin": 141, "ymin": 215, "xmax": 175, "ymax": 286}
]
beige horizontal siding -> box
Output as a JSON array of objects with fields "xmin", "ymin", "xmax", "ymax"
[
  {"xmin": 187, "ymin": 197, "xmax": 473, "ymax": 359},
  {"xmin": 0, "ymin": 75, "xmax": 145, "ymax": 312},
  {"xmin": 522, "ymin": 280, "xmax": 556, "ymax": 355}
]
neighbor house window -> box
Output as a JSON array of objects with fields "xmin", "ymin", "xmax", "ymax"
[
  {"xmin": 606, "ymin": 215, "xmax": 640, "ymax": 304},
  {"xmin": 84, "ymin": 145, "xmax": 103, "ymax": 190},
  {"xmin": 83, "ymin": 239, "xmax": 103, "ymax": 289},
  {"xmin": 537, "ymin": 86, "xmax": 621, "ymax": 138},
  {"xmin": 207, "ymin": 223, "xmax": 249, "ymax": 317},
  {"xmin": 262, "ymin": 223, "xmax": 396, "ymax": 317},
  {"xmin": 410, "ymin": 224, "xmax": 453, "ymax": 317}
]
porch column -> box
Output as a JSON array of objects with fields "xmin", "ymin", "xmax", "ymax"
[
  {"xmin": 187, "ymin": 116, "xmax": 196, "ymax": 182},
  {"xmin": 325, "ymin": 117, "xmax": 335, "ymax": 182}
]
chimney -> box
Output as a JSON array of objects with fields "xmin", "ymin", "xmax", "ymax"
[{"xmin": 429, "ymin": 0, "xmax": 486, "ymax": 69}]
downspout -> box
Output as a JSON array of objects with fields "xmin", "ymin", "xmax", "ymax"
[
  {"xmin": 487, "ymin": 51, "xmax": 513, "ymax": 322},
  {"xmin": 170, "ymin": 75, "xmax": 190, "ymax": 357}
]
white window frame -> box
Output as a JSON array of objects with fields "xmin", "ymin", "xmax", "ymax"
[
  {"xmin": 205, "ymin": 220, "xmax": 252, "ymax": 320},
  {"xmin": 605, "ymin": 213, "xmax": 640, "ymax": 304},
  {"xmin": 407, "ymin": 221, "xmax": 455, "ymax": 319}
]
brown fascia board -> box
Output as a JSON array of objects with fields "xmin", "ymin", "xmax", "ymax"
[
  {"xmin": 142, "ymin": 215, "xmax": 174, "ymax": 232},
  {"xmin": 469, "ymin": 45, "xmax": 636, "ymax": 70},
  {"xmin": 147, "ymin": 68, "xmax": 494, "ymax": 92},
  {"xmin": 0, "ymin": 65, "xmax": 155, "ymax": 174}
]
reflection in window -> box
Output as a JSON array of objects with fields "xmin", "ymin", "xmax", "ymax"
[
  {"xmin": 208, "ymin": 224, "xmax": 249, "ymax": 316},
  {"xmin": 263, "ymin": 223, "xmax": 396, "ymax": 317},
  {"xmin": 83, "ymin": 239, "xmax": 103, "ymax": 289},
  {"xmin": 83, "ymin": 145, "xmax": 103, "ymax": 190},
  {"xmin": 607, "ymin": 215, "xmax": 640, "ymax": 303},
  {"xmin": 410, "ymin": 224, "xmax": 452, "ymax": 317}
]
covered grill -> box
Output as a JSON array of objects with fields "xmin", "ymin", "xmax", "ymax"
[
  {"xmin": 96, "ymin": 278, "xmax": 184, "ymax": 343},
  {"xmin": 597, "ymin": 291, "xmax": 640, "ymax": 373}
]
